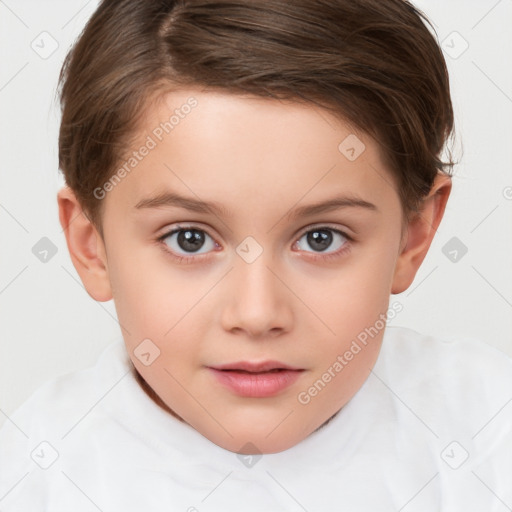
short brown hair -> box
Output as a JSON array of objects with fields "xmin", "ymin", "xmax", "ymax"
[{"xmin": 58, "ymin": 0, "xmax": 456, "ymax": 235}]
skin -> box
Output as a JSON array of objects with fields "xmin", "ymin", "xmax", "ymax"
[{"xmin": 57, "ymin": 86, "xmax": 451, "ymax": 454}]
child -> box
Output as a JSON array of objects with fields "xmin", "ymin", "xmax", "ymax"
[{"xmin": 1, "ymin": 0, "xmax": 511, "ymax": 509}]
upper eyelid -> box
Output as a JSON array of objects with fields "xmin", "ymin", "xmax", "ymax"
[{"xmin": 296, "ymin": 223, "xmax": 351, "ymax": 238}]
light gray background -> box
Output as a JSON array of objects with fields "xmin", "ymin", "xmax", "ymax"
[{"xmin": 1, "ymin": 0, "xmax": 511, "ymax": 430}]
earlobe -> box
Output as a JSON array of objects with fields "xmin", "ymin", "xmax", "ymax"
[
  {"xmin": 391, "ymin": 173, "xmax": 452, "ymax": 294},
  {"xmin": 57, "ymin": 186, "xmax": 113, "ymax": 302}
]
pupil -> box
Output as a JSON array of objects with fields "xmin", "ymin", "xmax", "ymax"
[
  {"xmin": 307, "ymin": 230, "xmax": 332, "ymax": 252},
  {"xmin": 177, "ymin": 230, "xmax": 205, "ymax": 252}
]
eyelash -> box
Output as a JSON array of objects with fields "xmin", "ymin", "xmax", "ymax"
[{"xmin": 156, "ymin": 224, "xmax": 353, "ymax": 265}]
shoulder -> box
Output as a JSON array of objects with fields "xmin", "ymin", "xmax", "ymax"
[
  {"xmin": 367, "ymin": 326, "xmax": 512, "ymax": 506},
  {"xmin": 378, "ymin": 325, "xmax": 512, "ymax": 398},
  {"xmin": 1, "ymin": 339, "xmax": 129, "ymax": 437},
  {"xmin": 0, "ymin": 339, "xmax": 130, "ymax": 505},
  {"xmin": 376, "ymin": 325, "xmax": 512, "ymax": 437},
  {"xmin": 380, "ymin": 325, "xmax": 512, "ymax": 382}
]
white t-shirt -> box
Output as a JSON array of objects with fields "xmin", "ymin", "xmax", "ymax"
[{"xmin": 1, "ymin": 325, "xmax": 511, "ymax": 511}]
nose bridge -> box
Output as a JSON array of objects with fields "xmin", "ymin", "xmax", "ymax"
[
  {"xmin": 236, "ymin": 249, "xmax": 277, "ymax": 299},
  {"xmin": 221, "ymin": 242, "xmax": 292, "ymax": 337}
]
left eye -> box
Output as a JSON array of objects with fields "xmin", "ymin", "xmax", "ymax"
[{"xmin": 294, "ymin": 227, "xmax": 349, "ymax": 254}]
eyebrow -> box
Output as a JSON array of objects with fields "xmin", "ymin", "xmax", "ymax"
[
  {"xmin": 135, "ymin": 192, "xmax": 230, "ymax": 216},
  {"xmin": 286, "ymin": 195, "xmax": 378, "ymax": 219},
  {"xmin": 134, "ymin": 191, "xmax": 378, "ymax": 218}
]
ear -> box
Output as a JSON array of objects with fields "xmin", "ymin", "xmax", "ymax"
[
  {"xmin": 57, "ymin": 186, "xmax": 113, "ymax": 302},
  {"xmin": 391, "ymin": 173, "xmax": 452, "ymax": 294}
]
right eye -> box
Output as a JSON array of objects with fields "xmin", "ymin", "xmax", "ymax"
[{"xmin": 158, "ymin": 225, "xmax": 219, "ymax": 263}]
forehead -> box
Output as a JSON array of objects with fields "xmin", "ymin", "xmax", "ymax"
[{"xmin": 108, "ymin": 86, "xmax": 401, "ymax": 222}]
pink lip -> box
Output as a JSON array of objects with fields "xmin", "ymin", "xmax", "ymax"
[
  {"xmin": 211, "ymin": 360, "xmax": 303, "ymax": 373},
  {"xmin": 207, "ymin": 361, "xmax": 305, "ymax": 397}
]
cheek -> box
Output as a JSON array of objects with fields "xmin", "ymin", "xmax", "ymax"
[
  {"xmin": 107, "ymin": 248, "xmax": 209, "ymax": 365},
  {"xmin": 318, "ymin": 257, "xmax": 394, "ymax": 328},
  {"xmin": 307, "ymin": 249, "xmax": 394, "ymax": 364},
  {"xmin": 105, "ymin": 243, "xmax": 174, "ymax": 334},
  {"xmin": 305, "ymin": 285, "xmax": 386, "ymax": 408}
]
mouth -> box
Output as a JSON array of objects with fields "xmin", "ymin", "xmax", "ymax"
[
  {"xmin": 220, "ymin": 368, "xmax": 288, "ymax": 374},
  {"xmin": 209, "ymin": 360, "xmax": 304, "ymax": 373},
  {"xmin": 207, "ymin": 361, "xmax": 305, "ymax": 397}
]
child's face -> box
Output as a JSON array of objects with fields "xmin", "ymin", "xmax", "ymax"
[{"xmin": 94, "ymin": 87, "xmax": 407, "ymax": 454}]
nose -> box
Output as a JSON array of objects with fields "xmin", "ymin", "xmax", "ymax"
[{"xmin": 220, "ymin": 253, "xmax": 293, "ymax": 339}]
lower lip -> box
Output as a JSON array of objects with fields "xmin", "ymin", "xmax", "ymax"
[{"xmin": 208, "ymin": 368, "xmax": 304, "ymax": 397}]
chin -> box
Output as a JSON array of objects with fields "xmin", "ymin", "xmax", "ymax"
[
  {"xmin": 214, "ymin": 433, "xmax": 301, "ymax": 455},
  {"xmin": 198, "ymin": 415, "xmax": 312, "ymax": 455}
]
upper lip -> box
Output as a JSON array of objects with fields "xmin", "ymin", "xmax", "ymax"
[{"xmin": 209, "ymin": 360, "xmax": 303, "ymax": 372}]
